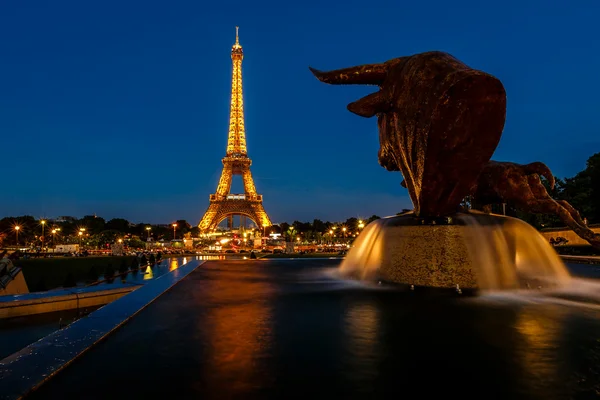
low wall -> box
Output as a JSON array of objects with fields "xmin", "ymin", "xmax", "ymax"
[
  {"xmin": 540, "ymin": 226, "xmax": 600, "ymax": 246},
  {"xmin": 0, "ymin": 285, "xmax": 139, "ymax": 319}
]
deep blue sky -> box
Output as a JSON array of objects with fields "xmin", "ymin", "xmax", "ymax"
[{"xmin": 2, "ymin": 0, "xmax": 599, "ymax": 224}]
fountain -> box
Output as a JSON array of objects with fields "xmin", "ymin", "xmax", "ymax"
[
  {"xmin": 341, "ymin": 211, "xmax": 570, "ymax": 292},
  {"xmin": 310, "ymin": 51, "xmax": 598, "ymax": 293}
]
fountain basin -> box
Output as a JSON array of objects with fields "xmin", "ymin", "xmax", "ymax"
[{"xmin": 341, "ymin": 212, "xmax": 571, "ymax": 293}]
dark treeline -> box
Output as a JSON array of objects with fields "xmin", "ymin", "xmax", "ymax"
[
  {"xmin": 0, "ymin": 217, "xmax": 196, "ymax": 248},
  {"xmin": 0, "ymin": 214, "xmax": 383, "ymax": 248}
]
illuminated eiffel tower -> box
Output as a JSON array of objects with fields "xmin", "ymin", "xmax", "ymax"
[{"xmin": 198, "ymin": 27, "xmax": 272, "ymax": 232}]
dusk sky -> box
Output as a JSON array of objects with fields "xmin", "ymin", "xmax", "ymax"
[{"xmin": 2, "ymin": 0, "xmax": 599, "ymax": 224}]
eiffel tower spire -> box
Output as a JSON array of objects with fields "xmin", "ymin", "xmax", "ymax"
[
  {"xmin": 198, "ymin": 28, "xmax": 272, "ymax": 233},
  {"xmin": 227, "ymin": 26, "xmax": 247, "ymax": 156}
]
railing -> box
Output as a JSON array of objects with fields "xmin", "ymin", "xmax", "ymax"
[{"xmin": 210, "ymin": 194, "xmax": 263, "ymax": 202}]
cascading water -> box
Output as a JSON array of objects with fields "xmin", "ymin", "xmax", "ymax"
[
  {"xmin": 340, "ymin": 211, "xmax": 571, "ymax": 292},
  {"xmin": 339, "ymin": 217, "xmax": 394, "ymax": 281},
  {"xmin": 457, "ymin": 212, "xmax": 571, "ymax": 291}
]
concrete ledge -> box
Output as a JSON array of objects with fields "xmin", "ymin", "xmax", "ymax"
[
  {"xmin": 0, "ymin": 259, "xmax": 204, "ymax": 400},
  {"xmin": 0, "ymin": 285, "xmax": 140, "ymax": 319},
  {"xmin": 561, "ymin": 255, "xmax": 600, "ymax": 265}
]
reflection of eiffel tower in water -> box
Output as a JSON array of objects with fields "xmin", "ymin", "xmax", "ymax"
[{"xmin": 198, "ymin": 27, "xmax": 272, "ymax": 233}]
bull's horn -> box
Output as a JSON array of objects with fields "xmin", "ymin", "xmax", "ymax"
[
  {"xmin": 347, "ymin": 90, "xmax": 389, "ymax": 118},
  {"xmin": 309, "ymin": 63, "xmax": 388, "ymax": 86}
]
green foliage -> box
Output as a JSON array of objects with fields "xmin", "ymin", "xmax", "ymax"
[
  {"xmin": 105, "ymin": 218, "xmax": 131, "ymax": 232},
  {"xmin": 367, "ymin": 215, "xmax": 381, "ymax": 223},
  {"xmin": 126, "ymin": 237, "xmax": 146, "ymax": 249},
  {"xmin": 312, "ymin": 219, "xmax": 326, "ymax": 233},
  {"xmin": 79, "ymin": 215, "xmax": 106, "ymax": 234},
  {"xmin": 344, "ymin": 217, "xmax": 358, "ymax": 233},
  {"xmin": 286, "ymin": 226, "xmax": 297, "ymax": 242}
]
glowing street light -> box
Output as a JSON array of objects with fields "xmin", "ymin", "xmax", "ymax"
[
  {"xmin": 14, "ymin": 225, "xmax": 20, "ymax": 246},
  {"xmin": 51, "ymin": 229, "xmax": 57, "ymax": 247},
  {"xmin": 146, "ymin": 226, "xmax": 152, "ymax": 240},
  {"xmin": 172, "ymin": 223, "xmax": 178, "ymax": 240},
  {"xmin": 358, "ymin": 220, "xmax": 365, "ymax": 229},
  {"xmin": 40, "ymin": 220, "xmax": 46, "ymax": 250},
  {"xmin": 78, "ymin": 231, "xmax": 83, "ymax": 248}
]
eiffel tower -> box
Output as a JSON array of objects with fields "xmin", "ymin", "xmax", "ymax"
[{"xmin": 198, "ymin": 27, "xmax": 272, "ymax": 233}]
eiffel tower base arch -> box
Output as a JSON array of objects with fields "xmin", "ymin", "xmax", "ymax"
[{"xmin": 199, "ymin": 199, "xmax": 271, "ymax": 232}]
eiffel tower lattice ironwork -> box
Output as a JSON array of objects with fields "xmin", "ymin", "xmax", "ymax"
[{"xmin": 198, "ymin": 27, "xmax": 272, "ymax": 232}]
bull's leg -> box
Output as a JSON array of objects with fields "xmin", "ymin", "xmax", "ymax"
[
  {"xmin": 523, "ymin": 198, "xmax": 600, "ymax": 249},
  {"xmin": 556, "ymin": 200, "xmax": 588, "ymax": 228}
]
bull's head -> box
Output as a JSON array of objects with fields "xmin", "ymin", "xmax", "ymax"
[
  {"xmin": 310, "ymin": 51, "xmax": 507, "ymax": 217},
  {"xmin": 309, "ymin": 57, "xmax": 409, "ymax": 173}
]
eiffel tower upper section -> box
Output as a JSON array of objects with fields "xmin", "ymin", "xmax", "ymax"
[{"xmin": 226, "ymin": 26, "xmax": 247, "ymax": 158}]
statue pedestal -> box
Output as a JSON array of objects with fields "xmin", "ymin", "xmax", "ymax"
[
  {"xmin": 378, "ymin": 223, "xmax": 477, "ymax": 289},
  {"xmin": 0, "ymin": 267, "xmax": 29, "ymax": 296}
]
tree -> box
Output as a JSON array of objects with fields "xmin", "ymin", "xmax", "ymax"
[
  {"xmin": 279, "ymin": 222, "xmax": 290, "ymax": 235},
  {"xmin": 344, "ymin": 217, "xmax": 358, "ymax": 233},
  {"xmin": 367, "ymin": 215, "xmax": 381, "ymax": 223},
  {"xmin": 286, "ymin": 226, "xmax": 297, "ymax": 242},
  {"xmin": 80, "ymin": 215, "xmax": 106, "ymax": 234},
  {"xmin": 312, "ymin": 219, "xmax": 326, "ymax": 233},
  {"xmin": 106, "ymin": 218, "xmax": 131, "ymax": 232}
]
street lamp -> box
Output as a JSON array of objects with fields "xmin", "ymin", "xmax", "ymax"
[
  {"xmin": 342, "ymin": 227, "xmax": 347, "ymax": 241},
  {"xmin": 146, "ymin": 226, "xmax": 151, "ymax": 240},
  {"xmin": 51, "ymin": 229, "xmax": 57, "ymax": 248},
  {"xmin": 41, "ymin": 220, "xmax": 46, "ymax": 250},
  {"xmin": 14, "ymin": 225, "xmax": 20, "ymax": 246},
  {"xmin": 172, "ymin": 223, "xmax": 178, "ymax": 240},
  {"xmin": 78, "ymin": 231, "xmax": 83, "ymax": 249},
  {"xmin": 358, "ymin": 220, "xmax": 364, "ymax": 230}
]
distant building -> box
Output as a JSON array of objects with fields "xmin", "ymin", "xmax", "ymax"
[{"xmin": 54, "ymin": 216, "xmax": 77, "ymax": 223}]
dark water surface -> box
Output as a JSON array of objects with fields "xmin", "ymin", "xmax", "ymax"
[
  {"xmin": 0, "ymin": 256, "xmax": 228, "ymax": 359},
  {"xmin": 29, "ymin": 259, "xmax": 600, "ymax": 399}
]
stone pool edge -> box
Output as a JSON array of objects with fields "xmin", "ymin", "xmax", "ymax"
[{"xmin": 0, "ymin": 259, "xmax": 205, "ymax": 400}]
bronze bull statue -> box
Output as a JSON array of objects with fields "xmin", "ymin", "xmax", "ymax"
[{"xmin": 310, "ymin": 51, "xmax": 507, "ymax": 217}]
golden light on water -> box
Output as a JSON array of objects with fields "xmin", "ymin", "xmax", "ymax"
[
  {"xmin": 199, "ymin": 264, "xmax": 274, "ymax": 394},
  {"xmin": 143, "ymin": 266, "xmax": 154, "ymax": 280}
]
